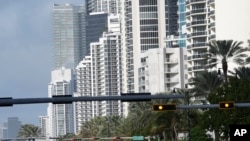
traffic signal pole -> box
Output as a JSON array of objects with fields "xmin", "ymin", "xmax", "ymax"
[
  {"xmin": 2, "ymin": 96, "xmax": 250, "ymax": 108},
  {"xmin": 0, "ymin": 94, "xmax": 185, "ymax": 106}
]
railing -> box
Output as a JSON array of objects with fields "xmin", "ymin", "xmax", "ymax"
[
  {"xmin": 191, "ymin": 20, "xmax": 207, "ymax": 25},
  {"xmin": 191, "ymin": 32, "xmax": 207, "ymax": 36},
  {"xmin": 191, "ymin": 9, "xmax": 206, "ymax": 14},
  {"xmin": 209, "ymin": 22, "xmax": 215, "ymax": 28},
  {"xmin": 187, "ymin": 43, "xmax": 208, "ymax": 49},
  {"xmin": 209, "ymin": 10, "xmax": 215, "ymax": 16},
  {"xmin": 193, "ymin": 65, "xmax": 206, "ymax": 70},
  {"xmin": 190, "ymin": 0, "xmax": 206, "ymax": 3},
  {"xmin": 209, "ymin": 34, "xmax": 216, "ymax": 40}
]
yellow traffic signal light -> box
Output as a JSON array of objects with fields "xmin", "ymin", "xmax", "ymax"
[
  {"xmin": 152, "ymin": 104, "xmax": 176, "ymax": 111},
  {"xmin": 219, "ymin": 101, "xmax": 235, "ymax": 109}
]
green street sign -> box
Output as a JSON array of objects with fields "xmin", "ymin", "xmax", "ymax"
[{"xmin": 132, "ymin": 136, "xmax": 144, "ymax": 140}]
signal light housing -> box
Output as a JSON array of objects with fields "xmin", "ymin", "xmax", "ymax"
[
  {"xmin": 152, "ymin": 104, "xmax": 176, "ymax": 111},
  {"xmin": 219, "ymin": 101, "xmax": 235, "ymax": 109}
]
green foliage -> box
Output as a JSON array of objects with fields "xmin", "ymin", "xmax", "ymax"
[
  {"xmin": 78, "ymin": 66, "xmax": 250, "ymax": 141},
  {"xmin": 18, "ymin": 124, "xmax": 41, "ymax": 138},
  {"xmin": 190, "ymin": 126, "xmax": 213, "ymax": 141},
  {"xmin": 199, "ymin": 67, "xmax": 250, "ymax": 140}
]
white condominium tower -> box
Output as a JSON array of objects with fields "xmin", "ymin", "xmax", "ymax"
[
  {"xmin": 75, "ymin": 15, "xmax": 123, "ymax": 132},
  {"xmin": 120, "ymin": 0, "xmax": 179, "ymax": 93},
  {"xmin": 47, "ymin": 68, "xmax": 75, "ymax": 137},
  {"xmin": 186, "ymin": 0, "xmax": 250, "ymax": 82},
  {"xmin": 52, "ymin": 4, "xmax": 85, "ymax": 69}
]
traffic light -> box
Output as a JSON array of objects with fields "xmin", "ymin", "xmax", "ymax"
[
  {"xmin": 219, "ymin": 101, "xmax": 235, "ymax": 109},
  {"xmin": 152, "ymin": 104, "xmax": 176, "ymax": 111}
]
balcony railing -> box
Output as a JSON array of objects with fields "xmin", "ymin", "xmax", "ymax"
[
  {"xmin": 190, "ymin": 0, "xmax": 206, "ymax": 3},
  {"xmin": 209, "ymin": 0, "xmax": 215, "ymax": 4},
  {"xmin": 191, "ymin": 32, "xmax": 207, "ymax": 36},
  {"xmin": 193, "ymin": 43, "xmax": 208, "ymax": 47},
  {"xmin": 209, "ymin": 34, "xmax": 216, "ymax": 40},
  {"xmin": 191, "ymin": 20, "xmax": 207, "ymax": 25},
  {"xmin": 191, "ymin": 9, "xmax": 206, "ymax": 14},
  {"xmin": 209, "ymin": 22, "xmax": 215, "ymax": 28},
  {"xmin": 193, "ymin": 65, "xmax": 206, "ymax": 70},
  {"xmin": 187, "ymin": 43, "xmax": 208, "ymax": 49},
  {"xmin": 209, "ymin": 10, "xmax": 215, "ymax": 16}
]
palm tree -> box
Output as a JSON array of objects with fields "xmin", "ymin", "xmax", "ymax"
[
  {"xmin": 190, "ymin": 71, "xmax": 223, "ymax": 99},
  {"xmin": 208, "ymin": 40, "xmax": 246, "ymax": 84},
  {"xmin": 125, "ymin": 101, "xmax": 153, "ymax": 135},
  {"xmin": 230, "ymin": 67, "xmax": 250, "ymax": 81},
  {"xmin": 18, "ymin": 124, "xmax": 41, "ymax": 138}
]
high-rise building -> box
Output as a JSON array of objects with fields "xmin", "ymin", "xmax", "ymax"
[
  {"xmin": 186, "ymin": 0, "xmax": 250, "ymax": 82},
  {"xmin": 185, "ymin": 0, "xmax": 210, "ymax": 82},
  {"xmin": 74, "ymin": 15, "xmax": 123, "ymax": 132},
  {"xmin": 47, "ymin": 68, "xmax": 75, "ymax": 137},
  {"xmin": 86, "ymin": 0, "xmax": 121, "ymax": 14},
  {"xmin": 0, "ymin": 117, "xmax": 21, "ymax": 139},
  {"xmin": 120, "ymin": 0, "xmax": 179, "ymax": 93},
  {"xmin": 38, "ymin": 116, "xmax": 49, "ymax": 138},
  {"xmin": 52, "ymin": 4, "xmax": 85, "ymax": 69},
  {"xmin": 85, "ymin": 13, "xmax": 108, "ymax": 55}
]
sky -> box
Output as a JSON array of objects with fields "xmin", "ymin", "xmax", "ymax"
[{"xmin": 0, "ymin": 0, "xmax": 84, "ymax": 125}]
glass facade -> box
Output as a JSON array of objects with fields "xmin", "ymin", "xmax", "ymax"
[
  {"xmin": 85, "ymin": 13, "xmax": 108, "ymax": 56},
  {"xmin": 139, "ymin": 0, "xmax": 159, "ymax": 51},
  {"xmin": 178, "ymin": 0, "xmax": 186, "ymax": 47},
  {"xmin": 52, "ymin": 4, "xmax": 85, "ymax": 69}
]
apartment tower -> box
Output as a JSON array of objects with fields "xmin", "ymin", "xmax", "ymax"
[
  {"xmin": 75, "ymin": 15, "xmax": 123, "ymax": 132},
  {"xmin": 120, "ymin": 0, "xmax": 179, "ymax": 93}
]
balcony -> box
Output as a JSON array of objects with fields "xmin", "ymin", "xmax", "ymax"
[
  {"xmin": 165, "ymin": 58, "xmax": 178, "ymax": 64},
  {"xmin": 192, "ymin": 54, "xmax": 207, "ymax": 59},
  {"xmin": 209, "ymin": 22, "xmax": 215, "ymax": 29},
  {"xmin": 190, "ymin": 9, "xmax": 206, "ymax": 15},
  {"xmin": 209, "ymin": 0, "xmax": 215, "ymax": 4},
  {"xmin": 209, "ymin": 10, "xmax": 215, "ymax": 16},
  {"xmin": 191, "ymin": 20, "xmax": 207, "ymax": 26},
  {"xmin": 193, "ymin": 65, "xmax": 206, "ymax": 70},
  {"xmin": 187, "ymin": 43, "xmax": 208, "ymax": 49},
  {"xmin": 187, "ymin": 54, "xmax": 207, "ymax": 60},
  {"xmin": 209, "ymin": 34, "xmax": 216, "ymax": 40},
  {"xmin": 165, "ymin": 68, "xmax": 179, "ymax": 73},
  {"xmin": 190, "ymin": 0, "xmax": 206, "ymax": 3},
  {"xmin": 191, "ymin": 31, "xmax": 207, "ymax": 37},
  {"xmin": 165, "ymin": 78, "xmax": 179, "ymax": 83}
]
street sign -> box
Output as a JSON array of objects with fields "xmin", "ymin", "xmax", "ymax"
[{"xmin": 132, "ymin": 136, "xmax": 144, "ymax": 140}]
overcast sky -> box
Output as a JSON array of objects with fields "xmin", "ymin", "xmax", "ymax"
[{"xmin": 0, "ymin": 0, "xmax": 84, "ymax": 125}]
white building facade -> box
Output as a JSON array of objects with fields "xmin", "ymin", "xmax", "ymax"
[
  {"xmin": 139, "ymin": 47, "xmax": 187, "ymax": 94},
  {"xmin": 120, "ymin": 0, "xmax": 179, "ymax": 93},
  {"xmin": 47, "ymin": 68, "xmax": 75, "ymax": 137},
  {"xmin": 38, "ymin": 116, "xmax": 49, "ymax": 138},
  {"xmin": 186, "ymin": 0, "xmax": 250, "ymax": 82},
  {"xmin": 74, "ymin": 15, "xmax": 124, "ymax": 132}
]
